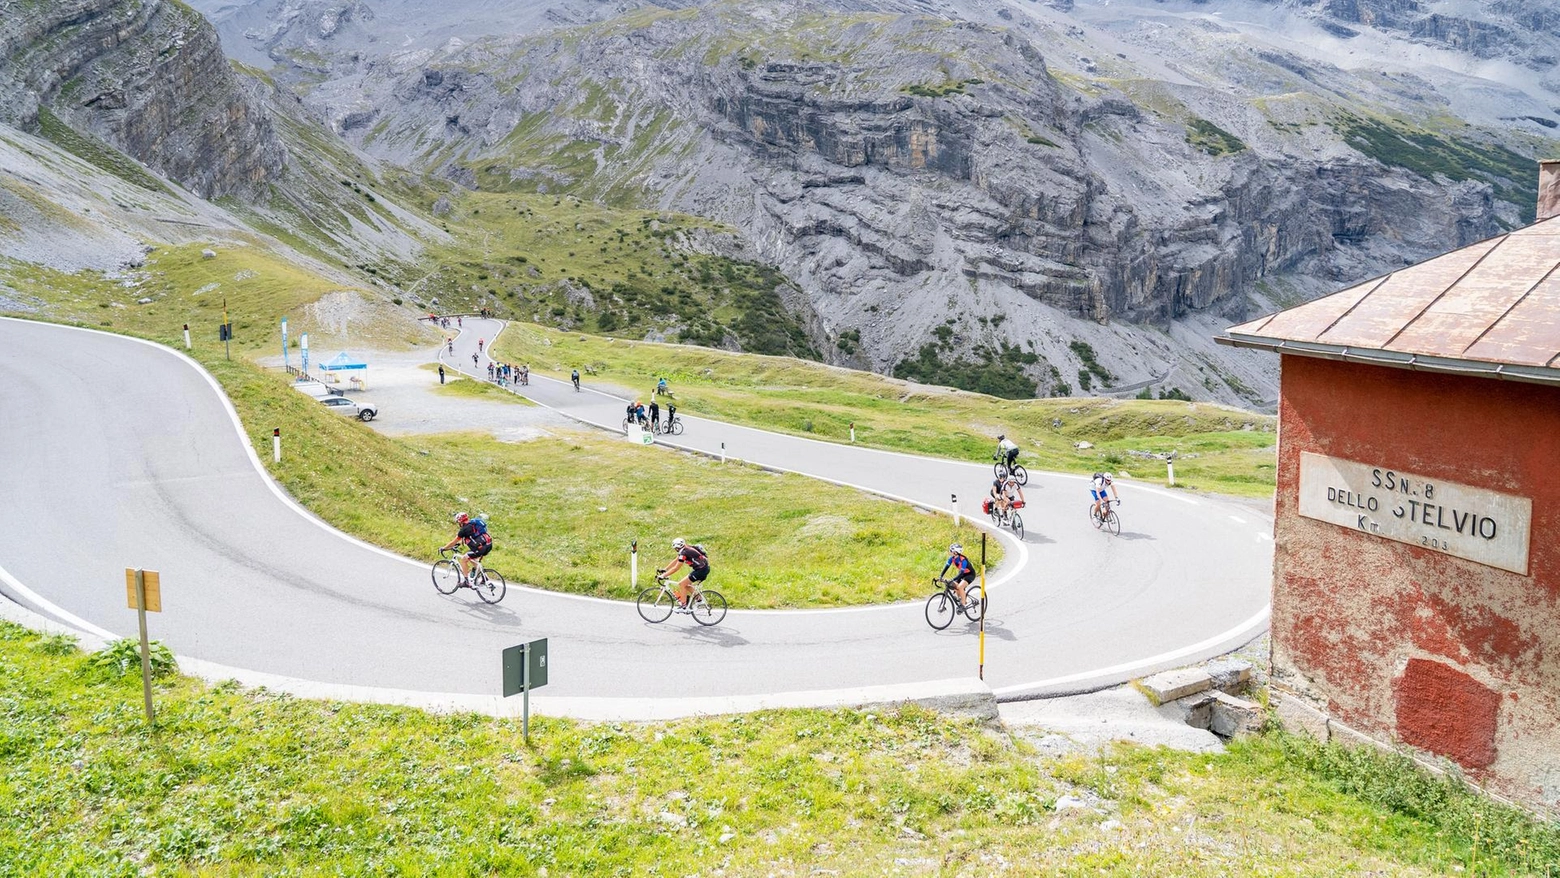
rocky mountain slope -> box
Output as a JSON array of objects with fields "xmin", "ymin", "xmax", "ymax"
[
  {"xmin": 0, "ymin": 0, "xmax": 285, "ymax": 201},
  {"xmin": 9, "ymin": 0, "xmax": 1560, "ymax": 406},
  {"xmin": 196, "ymin": 0, "xmax": 1557, "ymax": 404}
]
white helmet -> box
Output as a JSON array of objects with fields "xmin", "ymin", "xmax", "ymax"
[
  {"xmin": 1103, "ymin": 472, "xmax": 1114, "ymax": 480},
  {"xmin": 672, "ymin": 537, "xmax": 687, "ymax": 550},
  {"xmin": 949, "ymin": 543, "xmax": 964, "ymax": 554}
]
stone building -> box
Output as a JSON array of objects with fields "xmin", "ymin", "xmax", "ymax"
[{"xmin": 1219, "ymin": 164, "xmax": 1560, "ymax": 811}]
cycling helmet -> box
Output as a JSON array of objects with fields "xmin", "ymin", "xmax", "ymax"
[
  {"xmin": 672, "ymin": 537, "xmax": 687, "ymax": 550},
  {"xmin": 950, "ymin": 543, "xmax": 964, "ymax": 554},
  {"xmin": 454, "ymin": 512, "xmax": 470, "ymax": 524},
  {"xmin": 1103, "ymin": 472, "xmax": 1114, "ymax": 480}
]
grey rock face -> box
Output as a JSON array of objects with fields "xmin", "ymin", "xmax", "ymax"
[
  {"xmin": 0, "ymin": 0, "xmax": 286, "ymax": 200},
  {"xmin": 290, "ymin": 2, "xmax": 1515, "ymax": 399},
  {"xmin": 1268, "ymin": 0, "xmax": 1560, "ymax": 66}
]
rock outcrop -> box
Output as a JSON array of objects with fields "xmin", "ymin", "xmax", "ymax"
[{"xmin": 0, "ymin": 0, "xmax": 285, "ymax": 200}]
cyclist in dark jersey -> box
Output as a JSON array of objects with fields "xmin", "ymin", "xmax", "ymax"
[
  {"xmin": 439, "ymin": 512, "xmax": 492, "ymax": 584},
  {"xmin": 659, "ymin": 537, "xmax": 709, "ymax": 612},
  {"xmin": 939, "ymin": 543, "xmax": 976, "ymax": 606}
]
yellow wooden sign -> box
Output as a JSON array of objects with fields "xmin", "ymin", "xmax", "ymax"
[{"xmin": 125, "ymin": 568, "xmax": 162, "ymax": 613}]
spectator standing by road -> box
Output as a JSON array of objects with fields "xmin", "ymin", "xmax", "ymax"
[
  {"xmin": 438, "ymin": 364, "xmax": 445, "ymax": 385},
  {"xmin": 649, "ymin": 399, "xmax": 661, "ymax": 432}
]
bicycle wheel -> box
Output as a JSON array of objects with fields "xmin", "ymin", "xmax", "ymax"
[
  {"xmin": 691, "ymin": 590, "xmax": 727, "ymax": 626},
  {"xmin": 963, "ymin": 585, "xmax": 986, "ymax": 621},
  {"xmin": 475, "ymin": 569, "xmax": 507, "ymax": 604},
  {"xmin": 989, "ymin": 508, "xmax": 1003, "ymax": 528},
  {"xmin": 1089, "ymin": 505, "xmax": 1104, "ymax": 529},
  {"xmin": 670, "ymin": 418, "xmax": 684, "ymax": 436},
  {"xmin": 1012, "ymin": 464, "xmax": 1028, "ymax": 486},
  {"xmin": 1011, "ymin": 512, "xmax": 1024, "ymax": 541},
  {"xmin": 431, "ymin": 559, "xmax": 461, "ymax": 595},
  {"xmin": 993, "ymin": 462, "xmax": 1008, "ymax": 480},
  {"xmin": 637, "ymin": 586, "xmax": 674, "ymax": 623},
  {"xmin": 1105, "ymin": 509, "xmax": 1121, "ymax": 536},
  {"xmin": 925, "ymin": 591, "xmax": 955, "ymax": 630}
]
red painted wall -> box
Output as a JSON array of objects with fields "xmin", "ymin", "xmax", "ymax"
[{"xmin": 1274, "ymin": 355, "xmax": 1560, "ymax": 808}]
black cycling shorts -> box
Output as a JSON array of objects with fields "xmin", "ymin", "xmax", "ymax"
[
  {"xmin": 689, "ymin": 566, "xmax": 709, "ymax": 583},
  {"xmin": 465, "ymin": 543, "xmax": 492, "ymax": 559},
  {"xmin": 952, "ymin": 569, "xmax": 976, "ymax": 585}
]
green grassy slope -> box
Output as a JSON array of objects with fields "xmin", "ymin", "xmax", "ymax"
[
  {"xmin": 375, "ymin": 191, "xmax": 819, "ymax": 359},
  {"xmin": 7, "ymin": 622, "xmax": 1558, "ymax": 875}
]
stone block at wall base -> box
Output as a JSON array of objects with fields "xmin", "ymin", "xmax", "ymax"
[{"xmin": 1274, "ymin": 690, "xmax": 1328, "ymax": 741}]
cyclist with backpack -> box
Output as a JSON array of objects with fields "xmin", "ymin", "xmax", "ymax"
[
  {"xmin": 996, "ymin": 434, "xmax": 1019, "ymax": 470},
  {"xmin": 439, "ymin": 512, "xmax": 492, "ymax": 584},
  {"xmin": 659, "ymin": 537, "xmax": 709, "ymax": 612},
  {"xmin": 571, "ymin": 368, "xmax": 580, "ymax": 391}
]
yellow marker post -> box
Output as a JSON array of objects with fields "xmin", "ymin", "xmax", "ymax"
[
  {"xmin": 978, "ymin": 534, "xmax": 987, "ymax": 681},
  {"xmin": 124, "ymin": 568, "xmax": 162, "ymax": 726}
]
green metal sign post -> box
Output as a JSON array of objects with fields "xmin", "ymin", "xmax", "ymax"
[{"xmin": 502, "ymin": 638, "xmax": 548, "ymax": 744}]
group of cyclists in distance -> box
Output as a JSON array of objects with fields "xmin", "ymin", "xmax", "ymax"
[{"xmin": 428, "ymin": 328, "xmax": 1126, "ymax": 622}]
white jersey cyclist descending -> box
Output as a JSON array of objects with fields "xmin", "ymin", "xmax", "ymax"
[{"xmin": 1090, "ymin": 471, "xmax": 1120, "ymax": 521}]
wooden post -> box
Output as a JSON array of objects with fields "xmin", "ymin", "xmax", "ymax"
[{"xmin": 134, "ymin": 569, "xmax": 154, "ymax": 727}]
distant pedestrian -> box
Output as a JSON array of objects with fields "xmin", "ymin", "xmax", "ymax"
[
  {"xmin": 521, "ymin": 364, "xmax": 529, "ymax": 386},
  {"xmin": 438, "ymin": 364, "xmax": 445, "ymax": 385}
]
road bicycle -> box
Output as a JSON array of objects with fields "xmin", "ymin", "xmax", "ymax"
[
  {"xmin": 653, "ymin": 414, "xmax": 684, "ymax": 436},
  {"xmin": 926, "ymin": 577, "xmax": 984, "ymax": 630},
  {"xmin": 432, "ymin": 548, "xmax": 507, "ymax": 603},
  {"xmin": 993, "ymin": 451, "xmax": 1028, "ymax": 486},
  {"xmin": 989, "ymin": 499, "xmax": 1025, "ymax": 540},
  {"xmin": 623, "ymin": 414, "xmax": 650, "ymax": 432},
  {"xmin": 1090, "ymin": 498, "xmax": 1121, "ymax": 536},
  {"xmin": 637, "ymin": 573, "xmax": 727, "ymax": 626}
]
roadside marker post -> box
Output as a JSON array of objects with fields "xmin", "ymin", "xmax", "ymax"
[
  {"xmin": 979, "ymin": 534, "xmax": 987, "ymax": 681},
  {"xmin": 850, "ymin": 422, "xmax": 855, "ymax": 443},
  {"xmin": 124, "ymin": 568, "xmax": 162, "ymax": 727},
  {"xmin": 720, "ymin": 441, "xmax": 726, "ymax": 463},
  {"xmin": 273, "ymin": 428, "xmax": 281, "ymax": 463},
  {"xmin": 182, "ymin": 323, "xmax": 191, "ymax": 350},
  {"xmin": 951, "ymin": 493, "xmax": 959, "ymax": 527},
  {"xmin": 1167, "ymin": 452, "xmax": 1176, "ymax": 487},
  {"xmin": 630, "ymin": 540, "xmax": 638, "ymax": 589},
  {"xmin": 221, "ymin": 298, "xmax": 232, "ymax": 361},
  {"xmin": 502, "ymin": 639, "xmax": 549, "ymax": 745}
]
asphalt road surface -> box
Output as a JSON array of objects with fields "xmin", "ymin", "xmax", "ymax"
[{"xmin": 0, "ymin": 317, "xmax": 1270, "ymax": 706}]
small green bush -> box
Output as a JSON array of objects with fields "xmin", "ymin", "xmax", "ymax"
[{"xmin": 88, "ymin": 638, "xmax": 178, "ymax": 679}]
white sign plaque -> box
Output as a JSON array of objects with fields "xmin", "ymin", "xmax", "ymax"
[{"xmin": 1298, "ymin": 452, "xmax": 1532, "ymax": 575}]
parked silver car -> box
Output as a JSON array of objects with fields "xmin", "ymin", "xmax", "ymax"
[{"xmin": 319, "ymin": 395, "xmax": 378, "ymax": 421}]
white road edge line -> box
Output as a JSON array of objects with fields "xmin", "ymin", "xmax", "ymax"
[{"xmin": 991, "ymin": 604, "xmax": 1272, "ymax": 697}]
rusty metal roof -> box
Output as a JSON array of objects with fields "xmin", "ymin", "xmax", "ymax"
[{"xmin": 1219, "ymin": 218, "xmax": 1560, "ymax": 386}]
